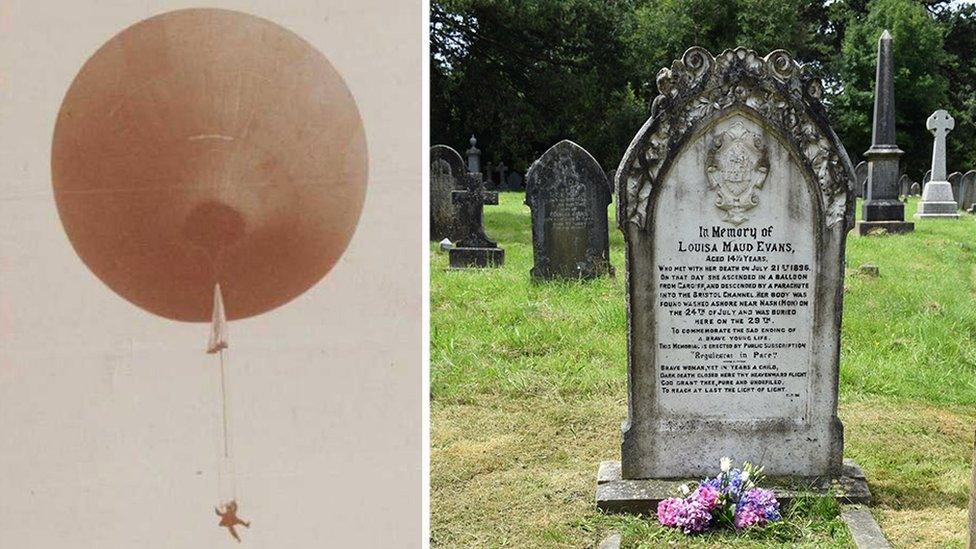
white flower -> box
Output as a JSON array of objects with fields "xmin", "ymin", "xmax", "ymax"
[
  {"xmin": 741, "ymin": 469, "xmax": 750, "ymax": 483},
  {"xmin": 679, "ymin": 483, "xmax": 690, "ymax": 496},
  {"xmin": 720, "ymin": 457, "xmax": 732, "ymax": 472}
]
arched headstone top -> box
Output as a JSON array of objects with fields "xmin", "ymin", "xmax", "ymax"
[
  {"xmin": 525, "ymin": 139, "xmax": 611, "ymax": 204},
  {"xmin": 616, "ymin": 47, "xmax": 854, "ymax": 232},
  {"xmin": 431, "ymin": 144, "xmax": 464, "ymax": 165}
]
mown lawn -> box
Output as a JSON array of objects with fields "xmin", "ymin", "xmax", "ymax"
[{"xmin": 430, "ymin": 193, "xmax": 976, "ymax": 548}]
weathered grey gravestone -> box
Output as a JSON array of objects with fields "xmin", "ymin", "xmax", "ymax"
[
  {"xmin": 961, "ymin": 171, "xmax": 976, "ymax": 211},
  {"xmin": 494, "ymin": 162, "xmax": 508, "ymax": 191},
  {"xmin": 466, "ymin": 135, "xmax": 481, "ymax": 173},
  {"xmin": 525, "ymin": 140, "xmax": 614, "ymax": 280},
  {"xmin": 448, "ymin": 145, "xmax": 504, "ymax": 268},
  {"xmin": 505, "ymin": 171, "xmax": 524, "ymax": 191},
  {"xmin": 856, "ymin": 30, "xmax": 913, "ymax": 235},
  {"xmin": 916, "ymin": 110, "xmax": 959, "ymax": 218},
  {"xmin": 854, "ymin": 161, "xmax": 868, "ymax": 199},
  {"xmin": 430, "ymin": 145, "xmax": 468, "ymax": 241},
  {"xmin": 597, "ymin": 47, "xmax": 867, "ymax": 512},
  {"xmin": 483, "ymin": 163, "xmax": 495, "ymax": 190},
  {"xmin": 910, "ymin": 181, "xmax": 921, "ymax": 196},
  {"xmin": 950, "ymin": 172, "xmax": 963, "ymax": 209},
  {"xmin": 923, "ymin": 169, "xmax": 932, "ymax": 185},
  {"xmin": 898, "ymin": 174, "xmax": 911, "ymax": 198}
]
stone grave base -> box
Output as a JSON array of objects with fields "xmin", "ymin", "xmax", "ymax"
[
  {"xmin": 449, "ymin": 246, "xmax": 504, "ymax": 268},
  {"xmin": 595, "ymin": 459, "xmax": 870, "ymax": 514},
  {"xmin": 597, "ymin": 505, "xmax": 889, "ymax": 549},
  {"xmin": 914, "ymin": 204, "xmax": 959, "ymax": 218},
  {"xmin": 916, "ymin": 181, "xmax": 959, "ymax": 217},
  {"xmin": 854, "ymin": 220, "xmax": 915, "ymax": 236}
]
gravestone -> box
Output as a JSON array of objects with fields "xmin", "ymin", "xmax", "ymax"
[
  {"xmin": 525, "ymin": 140, "xmax": 614, "ymax": 280},
  {"xmin": 597, "ymin": 47, "xmax": 867, "ymax": 512},
  {"xmin": 910, "ymin": 181, "xmax": 921, "ymax": 196},
  {"xmin": 505, "ymin": 171, "xmax": 524, "ymax": 191},
  {"xmin": 950, "ymin": 172, "xmax": 963, "ymax": 209},
  {"xmin": 494, "ymin": 162, "xmax": 508, "ymax": 191},
  {"xmin": 466, "ymin": 135, "xmax": 481, "ymax": 173},
  {"xmin": 856, "ymin": 30, "xmax": 913, "ymax": 235},
  {"xmin": 483, "ymin": 162, "xmax": 496, "ymax": 190},
  {"xmin": 430, "ymin": 145, "xmax": 468, "ymax": 242},
  {"xmin": 898, "ymin": 174, "xmax": 911, "ymax": 198},
  {"xmin": 916, "ymin": 110, "xmax": 959, "ymax": 218},
  {"xmin": 961, "ymin": 171, "xmax": 976, "ymax": 212},
  {"xmin": 448, "ymin": 159, "xmax": 504, "ymax": 268},
  {"xmin": 854, "ymin": 161, "xmax": 868, "ymax": 199},
  {"xmin": 923, "ymin": 169, "xmax": 932, "ymax": 185}
]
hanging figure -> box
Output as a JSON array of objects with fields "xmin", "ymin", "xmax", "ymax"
[{"xmin": 215, "ymin": 500, "xmax": 250, "ymax": 542}]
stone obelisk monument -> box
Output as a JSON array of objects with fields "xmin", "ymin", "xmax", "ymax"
[
  {"xmin": 916, "ymin": 109, "xmax": 960, "ymax": 218},
  {"xmin": 856, "ymin": 30, "xmax": 914, "ymax": 235}
]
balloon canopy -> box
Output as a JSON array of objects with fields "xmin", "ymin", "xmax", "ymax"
[{"xmin": 52, "ymin": 8, "xmax": 367, "ymax": 322}]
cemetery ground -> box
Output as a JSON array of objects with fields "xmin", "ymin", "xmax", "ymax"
[{"xmin": 430, "ymin": 193, "xmax": 976, "ymax": 548}]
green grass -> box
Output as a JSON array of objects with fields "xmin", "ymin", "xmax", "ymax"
[{"xmin": 431, "ymin": 193, "xmax": 976, "ymax": 548}]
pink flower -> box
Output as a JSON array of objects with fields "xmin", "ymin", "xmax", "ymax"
[
  {"xmin": 692, "ymin": 485, "xmax": 720, "ymax": 510},
  {"xmin": 733, "ymin": 505, "xmax": 763, "ymax": 529},
  {"xmin": 657, "ymin": 497, "xmax": 683, "ymax": 527}
]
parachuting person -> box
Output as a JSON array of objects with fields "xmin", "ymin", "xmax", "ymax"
[{"xmin": 216, "ymin": 501, "xmax": 251, "ymax": 542}]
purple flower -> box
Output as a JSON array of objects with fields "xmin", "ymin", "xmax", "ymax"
[
  {"xmin": 725, "ymin": 469, "xmax": 744, "ymax": 501},
  {"xmin": 733, "ymin": 488, "xmax": 781, "ymax": 528},
  {"xmin": 674, "ymin": 499, "xmax": 711, "ymax": 534},
  {"xmin": 657, "ymin": 497, "xmax": 682, "ymax": 527},
  {"xmin": 699, "ymin": 477, "xmax": 721, "ymax": 491}
]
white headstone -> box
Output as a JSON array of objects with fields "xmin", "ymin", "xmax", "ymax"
[
  {"xmin": 613, "ymin": 48, "xmax": 852, "ymax": 479},
  {"xmin": 916, "ymin": 109, "xmax": 959, "ymax": 218}
]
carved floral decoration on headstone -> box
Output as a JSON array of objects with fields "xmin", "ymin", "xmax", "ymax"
[{"xmin": 616, "ymin": 47, "xmax": 853, "ymax": 231}]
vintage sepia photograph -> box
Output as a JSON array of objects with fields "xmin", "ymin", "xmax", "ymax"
[{"xmin": 0, "ymin": 1, "xmax": 420, "ymax": 547}]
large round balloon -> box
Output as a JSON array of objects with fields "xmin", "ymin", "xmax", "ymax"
[{"xmin": 52, "ymin": 8, "xmax": 367, "ymax": 322}]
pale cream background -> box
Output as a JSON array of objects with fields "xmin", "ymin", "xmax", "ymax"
[{"xmin": 0, "ymin": 1, "xmax": 421, "ymax": 547}]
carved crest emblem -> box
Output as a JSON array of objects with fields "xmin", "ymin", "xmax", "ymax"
[{"xmin": 705, "ymin": 121, "xmax": 770, "ymax": 225}]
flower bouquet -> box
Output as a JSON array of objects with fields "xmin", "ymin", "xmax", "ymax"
[{"xmin": 656, "ymin": 458, "xmax": 781, "ymax": 534}]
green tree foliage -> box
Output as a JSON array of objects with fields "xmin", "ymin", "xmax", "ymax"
[
  {"xmin": 431, "ymin": 0, "xmax": 641, "ymax": 175},
  {"xmin": 833, "ymin": 0, "xmax": 950, "ymax": 177},
  {"xmin": 938, "ymin": 3, "xmax": 976, "ymax": 173},
  {"xmin": 431, "ymin": 0, "xmax": 976, "ymax": 179}
]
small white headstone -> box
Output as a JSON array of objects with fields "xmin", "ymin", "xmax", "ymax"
[{"xmin": 916, "ymin": 109, "xmax": 959, "ymax": 218}]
